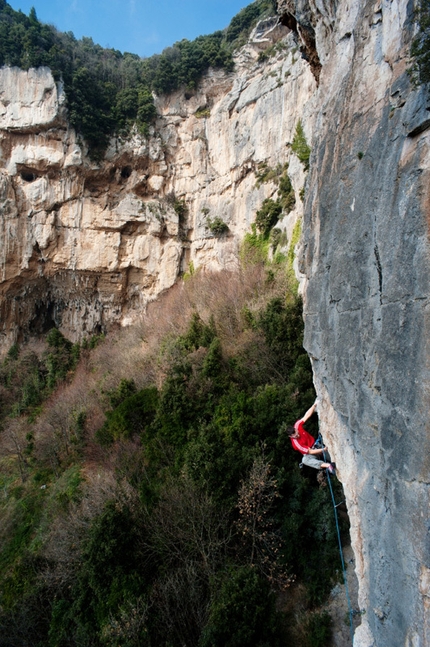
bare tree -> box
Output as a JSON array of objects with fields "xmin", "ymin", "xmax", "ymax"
[
  {"xmin": 152, "ymin": 561, "xmax": 210, "ymax": 647},
  {"xmin": 147, "ymin": 476, "xmax": 230, "ymax": 576},
  {"xmin": 0, "ymin": 417, "xmax": 30, "ymax": 482},
  {"xmin": 237, "ymin": 454, "xmax": 292, "ymax": 591}
]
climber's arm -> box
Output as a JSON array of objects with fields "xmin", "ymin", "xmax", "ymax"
[{"xmin": 301, "ymin": 401, "xmax": 317, "ymax": 424}]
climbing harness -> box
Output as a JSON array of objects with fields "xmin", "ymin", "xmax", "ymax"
[{"xmin": 318, "ymin": 435, "xmax": 356, "ymax": 646}]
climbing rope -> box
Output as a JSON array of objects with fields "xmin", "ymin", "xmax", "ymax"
[{"xmin": 318, "ymin": 436, "xmax": 356, "ymax": 646}]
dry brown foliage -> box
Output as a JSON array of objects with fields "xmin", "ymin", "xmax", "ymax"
[
  {"xmin": 0, "ymin": 416, "xmax": 30, "ymax": 482},
  {"xmin": 41, "ymin": 467, "xmax": 136, "ymax": 590},
  {"xmin": 24, "ymin": 263, "xmax": 294, "ymax": 477}
]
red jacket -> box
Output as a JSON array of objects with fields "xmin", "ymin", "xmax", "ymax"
[{"xmin": 290, "ymin": 419, "xmax": 316, "ymax": 455}]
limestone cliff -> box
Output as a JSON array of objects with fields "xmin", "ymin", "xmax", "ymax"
[
  {"xmin": 277, "ymin": 1, "xmax": 430, "ymax": 646},
  {"xmin": 0, "ymin": 19, "xmax": 315, "ymax": 348},
  {"xmin": 0, "ymin": 3, "xmax": 429, "ymax": 646}
]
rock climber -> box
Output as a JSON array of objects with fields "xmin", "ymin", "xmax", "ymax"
[{"xmin": 285, "ymin": 400, "xmax": 336, "ymax": 474}]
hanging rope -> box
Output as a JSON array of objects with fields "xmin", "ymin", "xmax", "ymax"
[{"xmin": 319, "ymin": 437, "xmax": 356, "ymax": 645}]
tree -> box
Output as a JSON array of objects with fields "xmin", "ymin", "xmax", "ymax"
[
  {"xmin": 147, "ymin": 476, "xmax": 230, "ymax": 575},
  {"xmin": 410, "ymin": 0, "xmax": 430, "ymax": 84},
  {"xmin": 0, "ymin": 417, "xmax": 30, "ymax": 481},
  {"xmin": 200, "ymin": 566, "xmax": 282, "ymax": 647},
  {"xmin": 237, "ymin": 455, "xmax": 291, "ymax": 590}
]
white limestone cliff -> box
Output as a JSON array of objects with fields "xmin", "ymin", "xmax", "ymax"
[{"xmin": 0, "ymin": 21, "xmax": 315, "ymax": 347}]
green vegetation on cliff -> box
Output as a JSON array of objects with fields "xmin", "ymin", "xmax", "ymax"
[
  {"xmin": 0, "ymin": 257, "xmax": 345, "ymax": 647},
  {"xmin": 410, "ymin": 0, "xmax": 430, "ymax": 84},
  {"xmin": 0, "ymin": 0, "xmax": 276, "ymax": 155}
]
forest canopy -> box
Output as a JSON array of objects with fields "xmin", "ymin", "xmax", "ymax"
[
  {"xmin": 0, "ymin": 260, "xmax": 345, "ymax": 647},
  {"xmin": 0, "ymin": 0, "xmax": 277, "ymax": 154}
]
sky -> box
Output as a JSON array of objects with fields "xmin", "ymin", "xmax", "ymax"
[{"xmin": 7, "ymin": 0, "xmax": 252, "ymax": 58}]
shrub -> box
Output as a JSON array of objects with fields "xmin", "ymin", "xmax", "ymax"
[
  {"xmin": 255, "ymin": 198, "xmax": 283, "ymax": 236},
  {"xmin": 200, "ymin": 566, "xmax": 282, "ymax": 647},
  {"xmin": 7, "ymin": 344, "xmax": 19, "ymax": 361},
  {"xmin": 410, "ymin": 0, "xmax": 430, "ymax": 84},
  {"xmin": 106, "ymin": 378, "xmax": 137, "ymax": 409},
  {"xmin": 278, "ymin": 171, "xmax": 296, "ymax": 212},
  {"xmin": 101, "ymin": 387, "xmax": 159, "ymax": 442},
  {"xmin": 225, "ymin": 0, "xmax": 277, "ymax": 44},
  {"xmin": 301, "ymin": 611, "xmax": 332, "ymax": 647},
  {"xmin": 241, "ymin": 224, "xmax": 270, "ymax": 263},
  {"xmin": 291, "ymin": 120, "xmax": 311, "ymax": 170},
  {"xmin": 60, "ymin": 501, "xmax": 145, "ymax": 637},
  {"xmin": 45, "ymin": 329, "xmax": 78, "ymax": 390},
  {"xmin": 253, "ymin": 164, "xmax": 295, "ymax": 236},
  {"xmin": 255, "ymin": 161, "xmax": 283, "ymax": 187},
  {"xmin": 206, "ymin": 216, "xmax": 229, "ymax": 236},
  {"xmin": 180, "ymin": 312, "xmax": 216, "ymax": 350},
  {"xmin": 195, "ymin": 107, "xmax": 211, "ymax": 118}
]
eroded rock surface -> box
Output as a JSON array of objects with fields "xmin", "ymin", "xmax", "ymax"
[
  {"xmin": 278, "ymin": 0, "xmax": 430, "ymax": 645},
  {"xmin": 0, "ymin": 22, "xmax": 315, "ymax": 347}
]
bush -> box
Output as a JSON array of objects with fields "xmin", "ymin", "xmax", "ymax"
[
  {"xmin": 225, "ymin": 0, "xmax": 277, "ymax": 44},
  {"xmin": 255, "ymin": 198, "xmax": 283, "ymax": 236},
  {"xmin": 101, "ymin": 387, "xmax": 159, "ymax": 442},
  {"xmin": 200, "ymin": 566, "xmax": 282, "ymax": 647},
  {"xmin": 301, "ymin": 611, "xmax": 332, "ymax": 647},
  {"xmin": 52, "ymin": 501, "xmax": 145, "ymax": 640},
  {"xmin": 410, "ymin": 0, "xmax": 430, "ymax": 84},
  {"xmin": 253, "ymin": 162, "xmax": 296, "ymax": 239},
  {"xmin": 0, "ymin": 329, "xmax": 79, "ymax": 419},
  {"xmin": 241, "ymin": 224, "xmax": 270, "ymax": 263},
  {"xmin": 278, "ymin": 171, "xmax": 296, "ymax": 212},
  {"xmin": 45, "ymin": 329, "xmax": 79, "ymax": 390},
  {"xmin": 106, "ymin": 378, "xmax": 137, "ymax": 409},
  {"xmin": 206, "ymin": 216, "xmax": 229, "ymax": 236},
  {"xmin": 291, "ymin": 120, "xmax": 311, "ymax": 170}
]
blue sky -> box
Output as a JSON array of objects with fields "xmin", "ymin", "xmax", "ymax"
[{"xmin": 7, "ymin": 0, "xmax": 252, "ymax": 58}]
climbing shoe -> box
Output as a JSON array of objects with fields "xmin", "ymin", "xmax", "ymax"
[{"xmin": 327, "ymin": 463, "xmax": 336, "ymax": 475}]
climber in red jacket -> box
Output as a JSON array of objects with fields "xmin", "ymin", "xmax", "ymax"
[{"xmin": 286, "ymin": 400, "xmax": 336, "ymax": 474}]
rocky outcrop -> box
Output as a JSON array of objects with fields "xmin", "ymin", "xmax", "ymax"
[
  {"xmin": 0, "ymin": 21, "xmax": 315, "ymax": 348},
  {"xmin": 278, "ymin": 1, "xmax": 430, "ymax": 645}
]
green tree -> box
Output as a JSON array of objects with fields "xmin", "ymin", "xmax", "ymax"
[
  {"xmin": 200, "ymin": 566, "xmax": 281, "ymax": 647},
  {"xmin": 410, "ymin": 0, "xmax": 430, "ymax": 83},
  {"xmin": 291, "ymin": 120, "xmax": 311, "ymax": 170},
  {"xmin": 255, "ymin": 198, "xmax": 283, "ymax": 236}
]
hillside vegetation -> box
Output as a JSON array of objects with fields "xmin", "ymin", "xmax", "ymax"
[
  {"xmin": 410, "ymin": 0, "xmax": 430, "ymax": 83},
  {"xmin": 0, "ymin": 256, "xmax": 344, "ymax": 647},
  {"xmin": 0, "ymin": 0, "xmax": 276, "ymax": 155}
]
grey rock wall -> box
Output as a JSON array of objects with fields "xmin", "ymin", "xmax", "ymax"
[{"xmin": 278, "ymin": 0, "xmax": 430, "ymax": 645}]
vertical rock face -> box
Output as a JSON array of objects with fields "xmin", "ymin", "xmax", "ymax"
[
  {"xmin": 279, "ymin": 0, "xmax": 430, "ymax": 645},
  {"xmin": 0, "ymin": 23, "xmax": 316, "ymax": 348}
]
